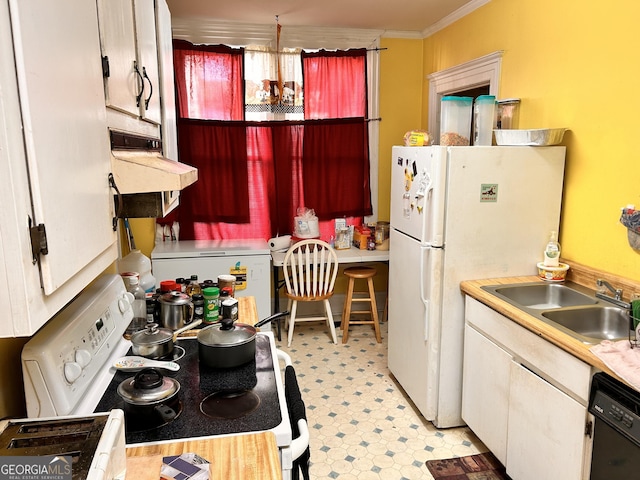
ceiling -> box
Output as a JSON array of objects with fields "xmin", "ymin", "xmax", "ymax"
[{"xmin": 165, "ymin": 0, "xmax": 478, "ymax": 36}]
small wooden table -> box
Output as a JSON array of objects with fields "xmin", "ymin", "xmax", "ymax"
[{"xmin": 125, "ymin": 431, "xmax": 282, "ymax": 480}]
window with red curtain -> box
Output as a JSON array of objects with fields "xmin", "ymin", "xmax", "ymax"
[{"xmin": 169, "ymin": 41, "xmax": 371, "ymax": 241}]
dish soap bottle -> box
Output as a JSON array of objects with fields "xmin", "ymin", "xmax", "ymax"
[{"xmin": 543, "ymin": 231, "xmax": 561, "ymax": 267}]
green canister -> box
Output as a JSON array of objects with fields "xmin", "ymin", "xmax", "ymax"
[{"xmin": 203, "ymin": 287, "xmax": 220, "ymax": 324}]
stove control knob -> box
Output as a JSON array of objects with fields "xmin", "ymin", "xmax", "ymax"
[
  {"xmin": 75, "ymin": 349, "xmax": 91, "ymax": 368},
  {"xmin": 63, "ymin": 361, "xmax": 82, "ymax": 383},
  {"xmin": 118, "ymin": 292, "xmax": 134, "ymax": 313}
]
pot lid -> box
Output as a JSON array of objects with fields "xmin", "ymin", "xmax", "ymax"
[
  {"xmin": 159, "ymin": 291, "xmax": 191, "ymax": 305},
  {"xmin": 130, "ymin": 323, "xmax": 173, "ymax": 346},
  {"xmin": 197, "ymin": 318, "xmax": 256, "ymax": 347},
  {"xmin": 117, "ymin": 368, "xmax": 180, "ymax": 404}
]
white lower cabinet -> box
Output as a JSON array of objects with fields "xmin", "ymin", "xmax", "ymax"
[
  {"xmin": 462, "ymin": 324, "xmax": 510, "ymax": 464},
  {"xmin": 462, "ymin": 296, "xmax": 592, "ymax": 480},
  {"xmin": 507, "ymin": 362, "xmax": 587, "ymax": 480}
]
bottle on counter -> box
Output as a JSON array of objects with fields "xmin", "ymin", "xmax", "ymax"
[
  {"xmin": 192, "ymin": 293, "xmax": 205, "ymax": 323},
  {"xmin": 203, "ymin": 287, "xmax": 220, "ymax": 325},
  {"xmin": 543, "ymin": 231, "xmax": 561, "ymax": 267},
  {"xmin": 186, "ymin": 275, "xmax": 202, "ymax": 297},
  {"xmin": 125, "ymin": 275, "xmax": 147, "ymax": 335},
  {"xmin": 117, "ymin": 249, "xmax": 156, "ymax": 293}
]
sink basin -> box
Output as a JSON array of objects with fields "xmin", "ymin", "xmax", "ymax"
[
  {"xmin": 542, "ymin": 307, "xmax": 630, "ymax": 342},
  {"xmin": 487, "ymin": 283, "xmax": 598, "ymax": 309}
]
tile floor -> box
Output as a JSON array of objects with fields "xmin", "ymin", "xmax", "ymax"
[{"xmin": 274, "ymin": 320, "xmax": 488, "ymax": 480}]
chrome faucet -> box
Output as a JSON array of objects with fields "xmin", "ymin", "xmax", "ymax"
[{"xmin": 595, "ymin": 279, "xmax": 630, "ymax": 309}]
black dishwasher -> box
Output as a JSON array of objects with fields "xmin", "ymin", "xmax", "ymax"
[{"xmin": 589, "ymin": 372, "xmax": 640, "ymax": 479}]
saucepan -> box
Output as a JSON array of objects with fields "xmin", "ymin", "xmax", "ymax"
[
  {"xmin": 197, "ymin": 312, "xmax": 288, "ymax": 369},
  {"xmin": 117, "ymin": 367, "xmax": 180, "ymax": 423},
  {"xmin": 130, "ymin": 320, "xmax": 202, "ymax": 359}
]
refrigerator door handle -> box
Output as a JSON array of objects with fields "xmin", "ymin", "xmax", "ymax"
[{"xmin": 420, "ymin": 245, "xmax": 429, "ymax": 341}]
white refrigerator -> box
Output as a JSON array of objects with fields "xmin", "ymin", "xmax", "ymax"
[
  {"xmin": 388, "ymin": 145, "xmax": 566, "ymax": 428},
  {"xmin": 151, "ymin": 239, "xmax": 272, "ymax": 327}
]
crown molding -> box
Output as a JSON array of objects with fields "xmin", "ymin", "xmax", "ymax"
[
  {"xmin": 171, "ymin": 0, "xmax": 491, "ymax": 47},
  {"xmin": 422, "ymin": 0, "xmax": 491, "ymax": 38},
  {"xmin": 171, "ymin": 18, "xmax": 385, "ymax": 49}
]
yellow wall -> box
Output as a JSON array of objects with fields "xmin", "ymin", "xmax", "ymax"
[
  {"xmin": 395, "ymin": 0, "xmax": 640, "ymax": 281},
  {"xmin": 135, "ymin": 0, "xmax": 640, "ymax": 283}
]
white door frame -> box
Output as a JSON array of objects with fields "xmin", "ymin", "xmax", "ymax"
[{"xmin": 427, "ymin": 51, "xmax": 504, "ymax": 142}]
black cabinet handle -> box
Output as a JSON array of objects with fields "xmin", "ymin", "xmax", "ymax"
[
  {"xmin": 134, "ymin": 61, "xmax": 144, "ymax": 107},
  {"xmin": 142, "ymin": 66, "xmax": 153, "ymax": 110}
]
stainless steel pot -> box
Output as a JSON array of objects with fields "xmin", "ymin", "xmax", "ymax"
[
  {"xmin": 131, "ymin": 320, "xmax": 201, "ymax": 359},
  {"xmin": 117, "ymin": 368, "xmax": 180, "ymax": 423},
  {"xmin": 197, "ymin": 312, "xmax": 288, "ymax": 369},
  {"xmin": 158, "ymin": 291, "xmax": 194, "ymax": 330}
]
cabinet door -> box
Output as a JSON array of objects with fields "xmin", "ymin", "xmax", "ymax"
[
  {"xmin": 11, "ymin": 0, "xmax": 117, "ymax": 295},
  {"xmin": 134, "ymin": 0, "xmax": 161, "ymax": 124},
  {"xmin": 507, "ymin": 362, "xmax": 587, "ymax": 480},
  {"xmin": 1, "ymin": 0, "xmax": 117, "ymax": 336},
  {"xmin": 96, "ymin": 0, "xmax": 139, "ymax": 118},
  {"xmin": 462, "ymin": 324, "xmax": 511, "ymax": 465},
  {"xmin": 155, "ymin": 0, "xmax": 180, "ymax": 215}
]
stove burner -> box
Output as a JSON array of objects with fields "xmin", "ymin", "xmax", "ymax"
[
  {"xmin": 125, "ymin": 400, "xmax": 184, "ymax": 433},
  {"xmin": 200, "ymin": 391, "xmax": 260, "ymax": 419}
]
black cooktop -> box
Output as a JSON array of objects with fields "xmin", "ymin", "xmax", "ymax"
[{"xmin": 94, "ymin": 335, "xmax": 283, "ymax": 444}]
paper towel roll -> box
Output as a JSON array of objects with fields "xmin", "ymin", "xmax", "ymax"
[{"xmin": 269, "ymin": 235, "xmax": 292, "ymax": 251}]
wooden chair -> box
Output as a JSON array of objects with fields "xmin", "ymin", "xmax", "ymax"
[{"xmin": 282, "ymin": 239, "xmax": 339, "ymax": 346}]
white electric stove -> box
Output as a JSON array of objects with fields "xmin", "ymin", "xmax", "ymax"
[{"xmin": 21, "ymin": 274, "xmax": 295, "ymax": 478}]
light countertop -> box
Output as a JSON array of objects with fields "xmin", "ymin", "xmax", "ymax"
[
  {"xmin": 460, "ymin": 275, "xmax": 620, "ymax": 380},
  {"xmin": 271, "ymin": 246, "xmax": 389, "ymax": 267}
]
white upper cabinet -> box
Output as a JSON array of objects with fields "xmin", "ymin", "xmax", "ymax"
[
  {"xmin": 0, "ymin": 0, "xmax": 117, "ymax": 336},
  {"xmin": 96, "ymin": 0, "xmax": 163, "ymax": 135}
]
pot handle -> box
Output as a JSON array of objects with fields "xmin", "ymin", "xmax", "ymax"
[
  {"xmin": 220, "ymin": 317, "xmax": 236, "ymax": 331},
  {"xmin": 154, "ymin": 403, "xmax": 177, "ymax": 422},
  {"xmin": 188, "ymin": 300, "xmax": 194, "ymax": 324},
  {"xmin": 255, "ymin": 311, "xmax": 290, "ymax": 328}
]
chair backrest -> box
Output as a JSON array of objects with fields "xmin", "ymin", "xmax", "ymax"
[{"xmin": 282, "ymin": 239, "xmax": 339, "ymax": 300}]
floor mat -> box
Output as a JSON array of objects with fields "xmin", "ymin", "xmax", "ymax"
[{"xmin": 426, "ymin": 452, "xmax": 511, "ymax": 480}]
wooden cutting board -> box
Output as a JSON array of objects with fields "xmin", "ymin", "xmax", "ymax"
[{"xmin": 125, "ymin": 431, "xmax": 282, "ymax": 480}]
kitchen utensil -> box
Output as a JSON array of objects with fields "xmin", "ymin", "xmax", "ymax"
[
  {"xmin": 117, "ymin": 368, "xmax": 181, "ymax": 423},
  {"xmin": 114, "ymin": 356, "xmax": 180, "ymax": 372},
  {"xmin": 197, "ymin": 313, "xmax": 288, "ymax": 368},
  {"xmin": 158, "ymin": 290, "xmax": 194, "ymax": 330},
  {"xmin": 130, "ymin": 320, "xmax": 201, "ymax": 359}
]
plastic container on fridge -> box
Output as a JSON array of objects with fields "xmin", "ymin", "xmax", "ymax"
[
  {"xmin": 473, "ymin": 95, "xmax": 496, "ymax": 146},
  {"xmin": 440, "ymin": 96, "xmax": 473, "ymax": 146}
]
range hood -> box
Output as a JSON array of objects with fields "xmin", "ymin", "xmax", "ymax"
[{"xmin": 109, "ymin": 131, "xmax": 197, "ymax": 194}]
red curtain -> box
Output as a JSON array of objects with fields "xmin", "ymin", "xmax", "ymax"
[
  {"xmin": 302, "ymin": 49, "xmax": 371, "ymax": 224},
  {"xmin": 302, "ymin": 49, "xmax": 367, "ymax": 120},
  {"xmin": 172, "ymin": 40, "xmax": 244, "ymax": 120},
  {"xmin": 170, "ymin": 41, "xmax": 371, "ymax": 241}
]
